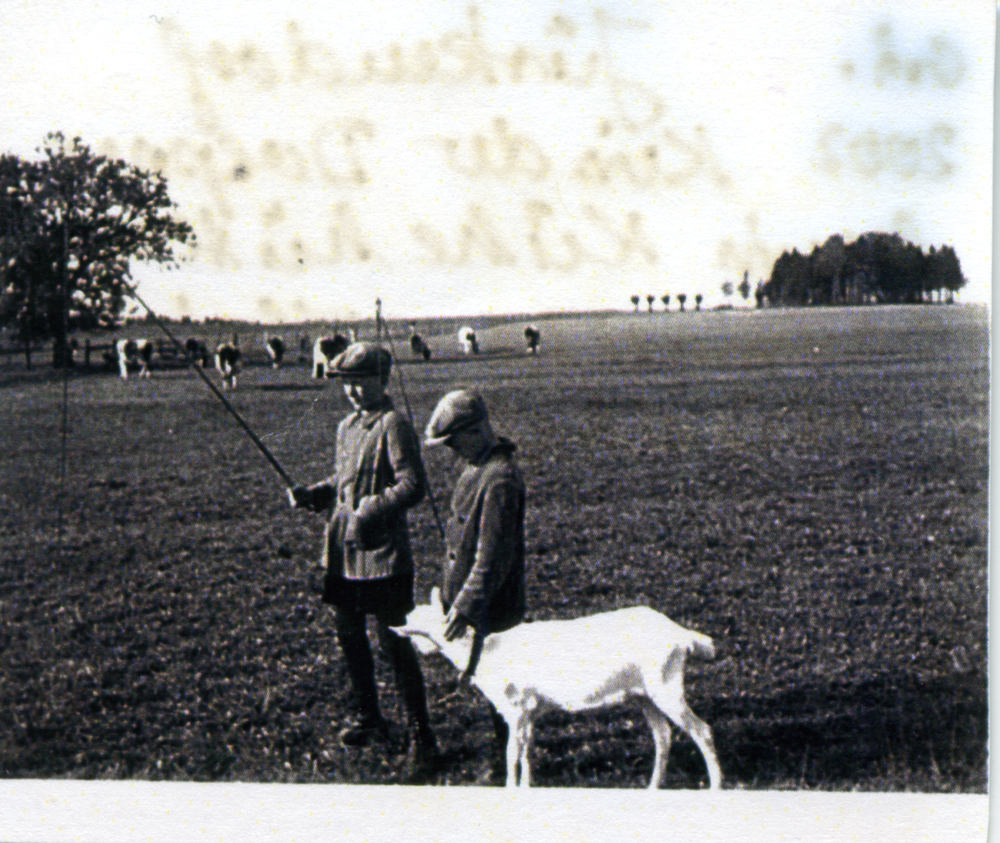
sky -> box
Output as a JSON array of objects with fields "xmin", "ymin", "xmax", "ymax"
[{"xmin": 0, "ymin": 0, "xmax": 993, "ymax": 322}]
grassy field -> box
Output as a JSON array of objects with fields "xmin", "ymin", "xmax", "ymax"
[{"xmin": 0, "ymin": 304, "xmax": 988, "ymax": 790}]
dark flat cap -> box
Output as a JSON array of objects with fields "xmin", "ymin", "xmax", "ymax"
[
  {"xmin": 328, "ymin": 342, "xmax": 392, "ymax": 378},
  {"xmin": 424, "ymin": 389, "xmax": 489, "ymax": 446}
]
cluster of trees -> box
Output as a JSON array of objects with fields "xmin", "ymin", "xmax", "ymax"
[
  {"xmin": 0, "ymin": 133, "xmax": 195, "ymax": 366},
  {"xmin": 631, "ymin": 271, "xmax": 762, "ymax": 314},
  {"xmin": 764, "ymin": 233, "xmax": 965, "ymax": 307},
  {"xmin": 631, "ymin": 293, "xmax": 701, "ymax": 312},
  {"xmin": 720, "ymin": 272, "xmax": 754, "ymax": 304}
]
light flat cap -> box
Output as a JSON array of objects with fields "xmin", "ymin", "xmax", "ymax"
[
  {"xmin": 328, "ymin": 342, "xmax": 392, "ymax": 379},
  {"xmin": 425, "ymin": 389, "xmax": 489, "ymax": 446}
]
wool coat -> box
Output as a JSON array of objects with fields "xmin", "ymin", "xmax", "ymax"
[
  {"xmin": 308, "ymin": 396, "xmax": 427, "ymax": 584},
  {"xmin": 442, "ymin": 438, "xmax": 526, "ymax": 634}
]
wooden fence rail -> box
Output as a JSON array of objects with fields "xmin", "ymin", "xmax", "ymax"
[
  {"xmin": 0, "ymin": 338, "xmax": 313, "ymax": 370},
  {"xmin": 0, "ymin": 339, "xmax": 186, "ymax": 368}
]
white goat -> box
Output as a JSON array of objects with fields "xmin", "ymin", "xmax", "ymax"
[
  {"xmin": 394, "ymin": 588, "xmax": 722, "ymax": 789},
  {"xmin": 458, "ymin": 326, "xmax": 479, "ymax": 355}
]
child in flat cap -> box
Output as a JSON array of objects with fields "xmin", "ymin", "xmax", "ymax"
[
  {"xmin": 288, "ymin": 342, "xmax": 439, "ymax": 782},
  {"xmin": 424, "ymin": 388, "xmax": 527, "ymax": 781}
]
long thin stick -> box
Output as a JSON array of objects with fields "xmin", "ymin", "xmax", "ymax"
[
  {"xmin": 56, "ymin": 218, "xmax": 71, "ymax": 542},
  {"xmin": 375, "ymin": 300, "xmax": 447, "ymax": 541},
  {"xmin": 126, "ymin": 284, "xmax": 296, "ymax": 489}
]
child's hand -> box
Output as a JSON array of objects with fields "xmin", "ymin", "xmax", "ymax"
[
  {"xmin": 354, "ymin": 495, "xmax": 380, "ymax": 522},
  {"xmin": 444, "ymin": 607, "xmax": 469, "ymax": 642},
  {"xmin": 288, "ymin": 486, "xmax": 313, "ymax": 509}
]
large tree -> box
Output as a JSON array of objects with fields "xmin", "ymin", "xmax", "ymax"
[{"xmin": 0, "ymin": 133, "xmax": 195, "ymax": 366}]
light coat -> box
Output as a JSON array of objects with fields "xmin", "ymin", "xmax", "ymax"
[{"xmin": 308, "ymin": 396, "xmax": 427, "ymax": 581}]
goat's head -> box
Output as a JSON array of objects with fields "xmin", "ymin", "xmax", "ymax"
[{"xmin": 392, "ymin": 587, "xmax": 449, "ymax": 656}]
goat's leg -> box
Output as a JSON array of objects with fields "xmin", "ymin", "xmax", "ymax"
[
  {"xmin": 677, "ymin": 706, "xmax": 722, "ymax": 790},
  {"xmin": 639, "ymin": 700, "xmax": 673, "ymax": 790},
  {"xmin": 520, "ymin": 717, "xmax": 535, "ymax": 787},
  {"xmin": 489, "ymin": 704, "xmax": 509, "ymax": 784},
  {"xmin": 505, "ymin": 720, "xmax": 522, "ymax": 788},
  {"xmin": 507, "ymin": 710, "xmax": 535, "ymax": 788},
  {"xmin": 647, "ymin": 674, "xmax": 722, "ymax": 790}
]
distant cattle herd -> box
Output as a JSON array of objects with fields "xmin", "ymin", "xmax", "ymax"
[{"xmin": 68, "ymin": 321, "xmax": 543, "ymax": 389}]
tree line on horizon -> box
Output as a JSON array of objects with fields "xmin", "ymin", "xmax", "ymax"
[
  {"xmin": 763, "ymin": 232, "xmax": 966, "ymax": 307},
  {"xmin": 0, "ymin": 132, "xmax": 971, "ymax": 373}
]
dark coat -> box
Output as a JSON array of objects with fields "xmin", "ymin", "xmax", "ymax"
[
  {"xmin": 308, "ymin": 396, "xmax": 427, "ymax": 582},
  {"xmin": 442, "ymin": 437, "xmax": 526, "ymax": 634}
]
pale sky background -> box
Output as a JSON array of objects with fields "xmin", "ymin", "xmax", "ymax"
[{"xmin": 0, "ymin": 0, "xmax": 993, "ymax": 322}]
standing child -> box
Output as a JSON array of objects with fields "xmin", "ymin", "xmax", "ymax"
[
  {"xmin": 423, "ymin": 388, "xmax": 526, "ymax": 781},
  {"xmin": 289, "ymin": 342, "xmax": 439, "ymax": 783}
]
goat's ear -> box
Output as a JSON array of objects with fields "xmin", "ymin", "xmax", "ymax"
[
  {"xmin": 392, "ymin": 627, "xmax": 440, "ymax": 656},
  {"xmin": 390, "ymin": 622, "xmax": 418, "ymax": 640}
]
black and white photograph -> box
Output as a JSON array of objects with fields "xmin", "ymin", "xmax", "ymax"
[{"xmin": 0, "ymin": 1, "xmax": 991, "ymax": 840}]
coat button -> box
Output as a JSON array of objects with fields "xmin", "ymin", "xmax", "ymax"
[{"xmin": 448, "ymin": 552, "xmax": 456, "ymax": 561}]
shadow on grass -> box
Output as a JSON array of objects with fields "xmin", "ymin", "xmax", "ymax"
[{"xmin": 713, "ymin": 671, "xmax": 986, "ymax": 791}]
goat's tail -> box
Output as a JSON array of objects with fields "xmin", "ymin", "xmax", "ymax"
[{"xmin": 688, "ymin": 632, "xmax": 716, "ymax": 662}]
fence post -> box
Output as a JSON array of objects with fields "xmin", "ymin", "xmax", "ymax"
[{"xmin": 84, "ymin": 338, "xmax": 91, "ymax": 368}]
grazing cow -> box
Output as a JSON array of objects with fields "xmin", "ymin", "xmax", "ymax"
[
  {"xmin": 458, "ymin": 326, "xmax": 479, "ymax": 355},
  {"xmin": 264, "ymin": 334, "xmax": 285, "ymax": 369},
  {"xmin": 136, "ymin": 340, "xmax": 154, "ymax": 377},
  {"xmin": 215, "ymin": 336, "xmax": 241, "ymax": 390},
  {"xmin": 298, "ymin": 333, "xmax": 311, "ymax": 365},
  {"xmin": 409, "ymin": 324, "xmax": 432, "ymax": 361},
  {"xmin": 395, "ymin": 588, "xmax": 722, "ymax": 790},
  {"xmin": 116, "ymin": 338, "xmax": 154, "ymax": 379},
  {"xmin": 184, "ymin": 337, "xmax": 211, "ymax": 367},
  {"xmin": 312, "ymin": 334, "xmax": 350, "ymax": 378},
  {"xmin": 524, "ymin": 325, "xmax": 541, "ymax": 355}
]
